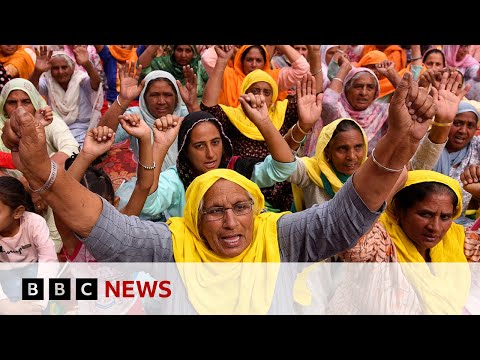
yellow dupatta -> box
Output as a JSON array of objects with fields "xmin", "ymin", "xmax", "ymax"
[
  {"xmin": 167, "ymin": 169, "xmax": 288, "ymax": 314},
  {"xmin": 379, "ymin": 170, "xmax": 470, "ymax": 314},
  {"xmin": 219, "ymin": 69, "xmax": 288, "ymax": 141},
  {"xmin": 292, "ymin": 118, "xmax": 368, "ymax": 211}
]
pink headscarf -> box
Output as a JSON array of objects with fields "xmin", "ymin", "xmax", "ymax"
[
  {"xmin": 443, "ymin": 45, "xmax": 479, "ymax": 69},
  {"xmin": 339, "ymin": 67, "xmax": 387, "ymax": 140}
]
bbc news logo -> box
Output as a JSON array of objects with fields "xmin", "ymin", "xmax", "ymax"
[{"xmin": 22, "ymin": 278, "xmax": 172, "ymax": 300}]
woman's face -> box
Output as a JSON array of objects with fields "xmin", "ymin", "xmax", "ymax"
[
  {"xmin": 293, "ymin": 45, "xmax": 308, "ymax": 59},
  {"xmin": 326, "ymin": 128, "xmax": 365, "ymax": 175},
  {"xmin": 423, "ymin": 53, "xmax": 445, "ymax": 71},
  {"xmin": 345, "ymin": 73, "xmax": 377, "ymax": 111},
  {"xmin": 50, "ymin": 56, "xmax": 74, "ymax": 87},
  {"xmin": 174, "ymin": 45, "xmax": 195, "ymax": 66},
  {"xmin": 325, "ymin": 46, "xmax": 340, "ymax": 65},
  {"xmin": 144, "ymin": 79, "xmax": 177, "ymax": 118},
  {"xmin": 3, "ymin": 90, "xmax": 35, "ymax": 117},
  {"xmin": 0, "ymin": 45, "xmax": 18, "ymax": 56},
  {"xmin": 446, "ymin": 111, "xmax": 478, "ymax": 152},
  {"xmin": 245, "ymin": 81, "xmax": 273, "ymax": 108},
  {"xmin": 398, "ymin": 192, "xmax": 455, "ymax": 257},
  {"xmin": 198, "ymin": 179, "xmax": 254, "ymax": 258},
  {"xmin": 456, "ymin": 45, "xmax": 471, "ymax": 61},
  {"xmin": 242, "ymin": 47, "xmax": 265, "ymax": 75},
  {"xmin": 186, "ymin": 122, "xmax": 224, "ymax": 174}
]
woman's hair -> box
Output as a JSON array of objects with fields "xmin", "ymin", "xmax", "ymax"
[
  {"xmin": 327, "ymin": 119, "xmax": 363, "ymax": 148},
  {"xmin": 241, "ymin": 46, "xmax": 267, "ymax": 64},
  {"xmin": 65, "ymin": 154, "xmax": 115, "ymax": 204},
  {"xmin": 0, "ymin": 176, "xmax": 34, "ymax": 212},
  {"xmin": 177, "ymin": 116, "xmax": 232, "ymax": 189},
  {"xmin": 344, "ymin": 71, "xmax": 378, "ymax": 95},
  {"xmin": 392, "ymin": 182, "xmax": 458, "ymax": 215}
]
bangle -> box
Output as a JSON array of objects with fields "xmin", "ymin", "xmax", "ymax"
[
  {"xmin": 432, "ymin": 120, "xmax": 453, "ymax": 127},
  {"xmin": 138, "ymin": 160, "xmax": 156, "ymax": 170},
  {"xmin": 311, "ymin": 68, "xmax": 322, "ymax": 76},
  {"xmin": 410, "ymin": 56, "xmax": 423, "ymax": 62},
  {"xmin": 370, "ymin": 147, "xmax": 403, "ymax": 173},
  {"xmin": 295, "ymin": 121, "xmax": 310, "ymax": 135},
  {"xmin": 332, "ymin": 77, "xmax": 344, "ymax": 85},
  {"xmin": 290, "ymin": 128, "xmax": 307, "ymax": 144},
  {"xmin": 116, "ymin": 95, "xmax": 128, "ymax": 111},
  {"xmin": 28, "ymin": 160, "xmax": 58, "ymax": 193}
]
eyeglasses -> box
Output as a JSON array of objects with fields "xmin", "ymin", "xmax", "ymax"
[{"xmin": 201, "ymin": 200, "xmax": 254, "ymax": 221}]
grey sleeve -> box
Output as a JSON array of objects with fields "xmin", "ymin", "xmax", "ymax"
[
  {"xmin": 78, "ymin": 197, "xmax": 174, "ymax": 262},
  {"xmin": 277, "ymin": 176, "xmax": 384, "ymax": 262}
]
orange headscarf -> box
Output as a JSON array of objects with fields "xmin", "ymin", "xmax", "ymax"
[
  {"xmin": 356, "ymin": 50, "xmax": 396, "ymax": 98},
  {"xmin": 219, "ymin": 45, "xmax": 287, "ymax": 107},
  {"xmin": 356, "ymin": 50, "xmax": 426, "ymax": 99},
  {"xmin": 383, "ymin": 45, "xmax": 407, "ymax": 71},
  {"xmin": 0, "ymin": 45, "xmax": 35, "ymax": 79},
  {"xmin": 108, "ymin": 46, "xmax": 139, "ymax": 93},
  {"xmin": 108, "ymin": 45, "xmax": 138, "ymax": 63},
  {"xmin": 361, "ymin": 45, "xmax": 407, "ymax": 72}
]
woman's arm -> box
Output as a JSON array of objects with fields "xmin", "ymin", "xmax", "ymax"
[
  {"xmin": 29, "ymin": 45, "xmax": 52, "ymax": 88},
  {"xmin": 137, "ymin": 45, "xmax": 161, "ymax": 69},
  {"xmin": 74, "ymin": 46, "xmax": 101, "ymax": 91},
  {"xmin": 201, "ymin": 45, "xmax": 235, "ymax": 107},
  {"xmin": 117, "ymin": 114, "xmax": 154, "ymax": 216},
  {"xmin": 276, "ymin": 45, "xmax": 310, "ymax": 91},
  {"xmin": 97, "ymin": 61, "xmax": 144, "ymax": 131}
]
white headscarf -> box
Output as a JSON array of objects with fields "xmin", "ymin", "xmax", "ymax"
[
  {"xmin": 128, "ymin": 70, "xmax": 187, "ymax": 171},
  {"xmin": 43, "ymin": 51, "xmax": 103, "ymax": 128}
]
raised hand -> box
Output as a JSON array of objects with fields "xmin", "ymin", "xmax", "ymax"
[
  {"xmin": 119, "ymin": 113, "xmax": 151, "ymax": 142},
  {"xmin": 118, "ymin": 61, "xmax": 145, "ymax": 102},
  {"xmin": 460, "ymin": 164, "xmax": 480, "ymax": 198},
  {"xmin": 177, "ymin": 65, "xmax": 198, "ymax": 109},
  {"xmin": 238, "ymin": 92, "xmax": 269, "ymax": 126},
  {"xmin": 82, "ymin": 126, "xmax": 115, "ymax": 160},
  {"xmin": 34, "ymin": 45, "xmax": 53, "ymax": 74},
  {"xmin": 375, "ymin": 60, "xmax": 395, "ymax": 78},
  {"xmin": 1, "ymin": 107, "xmax": 50, "ymax": 177},
  {"xmin": 417, "ymin": 68, "xmax": 438, "ymax": 89},
  {"xmin": 72, "ymin": 45, "xmax": 90, "ymax": 67},
  {"xmin": 214, "ymin": 45, "xmax": 235, "ymax": 62},
  {"xmin": 434, "ymin": 71, "xmax": 471, "ymax": 123},
  {"xmin": 336, "ymin": 50, "xmax": 352, "ymax": 67},
  {"xmin": 34, "ymin": 106, "xmax": 53, "ymax": 127},
  {"xmin": 296, "ymin": 73, "xmax": 323, "ymax": 132},
  {"xmin": 389, "ymin": 72, "xmax": 437, "ymax": 145},
  {"xmin": 152, "ymin": 114, "xmax": 183, "ymax": 148}
]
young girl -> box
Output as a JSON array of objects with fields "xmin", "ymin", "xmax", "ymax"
[
  {"xmin": 0, "ymin": 176, "xmax": 57, "ymax": 263},
  {"xmin": 0, "ymin": 176, "xmax": 57, "ymax": 314}
]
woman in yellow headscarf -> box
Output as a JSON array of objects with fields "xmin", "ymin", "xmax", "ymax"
[
  {"xmin": 289, "ymin": 118, "xmax": 368, "ymax": 212},
  {"xmin": 167, "ymin": 169, "xmax": 285, "ymax": 314},
  {"xmin": 337, "ymin": 170, "xmax": 479, "ymax": 314},
  {"xmin": 201, "ymin": 50, "xmax": 323, "ymax": 212}
]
